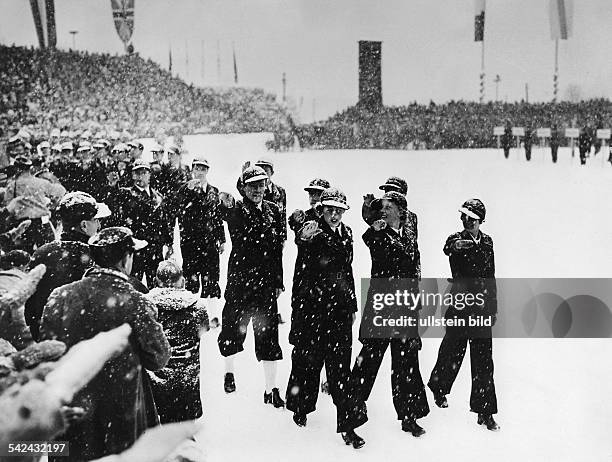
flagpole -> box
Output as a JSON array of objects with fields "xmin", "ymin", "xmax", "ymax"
[
  {"xmin": 479, "ymin": 38, "xmax": 485, "ymax": 103},
  {"xmin": 553, "ymin": 38, "xmax": 559, "ymax": 103}
]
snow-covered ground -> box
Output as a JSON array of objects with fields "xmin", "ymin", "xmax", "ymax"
[{"xmin": 145, "ymin": 135, "xmax": 612, "ymax": 461}]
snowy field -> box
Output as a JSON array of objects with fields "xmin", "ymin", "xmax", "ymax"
[{"xmin": 144, "ymin": 135, "xmax": 612, "ymax": 462}]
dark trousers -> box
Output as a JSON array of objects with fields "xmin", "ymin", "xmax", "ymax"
[
  {"xmin": 181, "ymin": 243, "xmax": 221, "ymax": 298},
  {"xmin": 579, "ymin": 148, "xmax": 588, "ymax": 165},
  {"xmin": 286, "ymin": 344, "xmax": 367, "ymax": 433},
  {"xmin": 428, "ymin": 334, "xmax": 497, "ymax": 415},
  {"xmin": 503, "ymin": 148, "xmax": 510, "ymax": 159},
  {"xmin": 132, "ymin": 245, "xmax": 163, "ymax": 287},
  {"xmin": 352, "ymin": 338, "xmax": 429, "ymax": 421},
  {"xmin": 217, "ymin": 299, "xmax": 282, "ymax": 361},
  {"xmin": 525, "ymin": 146, "xmax": 532, "ymax": 161},
  {"xmin": 551, "ymin": 146, "xmax": 558, "ymax": 163}
]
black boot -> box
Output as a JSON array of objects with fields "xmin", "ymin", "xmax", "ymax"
[
  {"xmin": 264, "ymin": 388, "xmax": 285, "ymax": 408},
  {"xmin": 402, "ymin": 419, "xmax": 426, "ymax": 437},
  {"xmin": 224, "ymin": 372, "xmax": 236, "ymax": 393},
  {"xmin": 477, "ymin": 413, "xmax": 500, "ymax": 431},
  {"xmin": 341, "ymin": 429, "xmax": 365, "ymax": 449},
  {"xmin": 292, "ymin": 412, "xmax": 307, "ymax": 427},
  {"xmin": 433, "ymin": 391, "xmax": 448, "ymax": 408}
]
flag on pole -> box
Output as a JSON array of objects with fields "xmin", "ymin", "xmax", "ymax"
[
  {"xmin": 111, "ymin": 0, "xmax": 135, "ymax": 50},
  {"xmin": 232, "ymin": 43, "xmax": 238, "ymax": 84},
  {"xmin": 474, "ymin": 0, "xmax": 485, "ymax": 42},
  {"xmin": 550, "ymin": 0, "xmax": 573, "ymax": 40},
  {"xmin": 169, "ymin": 45, "xmax": 172, "ymax": 72}
]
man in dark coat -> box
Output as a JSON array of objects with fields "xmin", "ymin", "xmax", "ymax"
[
  {"xmin": 165, "ymin": 155, "xmax": 224, "ymax": 325},
  {"xmin": 25, "ymin": 191, "xmax": 111, "ymax": 340},
  {"xmin": 119, "ymin": 160, "xmax": 173, "ymax": 287},
  {"xmin": 255, "ymin": 158, "xmax": 287, "ymax": 241},
  {"xmin": 40, "ymin": 227, "xmax": 171, "ymax": 461},
  {"xmin": 578, "ymin": 126, "xmax": 592, "ymax": 165},
  {"xmin": 350, "ymin": 191, "xmax": 429, "ymax": 437},
  {"xmin": 500, "ymin": 120, "xmax": 513, "ymax": 159},
  {"xmin": 153, "ymin": 144, "xmax": 190, "ymax": 199},
  {"xmin": 286, "ymin": 187, "xmax": 367, "ymax": 449},
  {"xmin": 523, "ymin": 126, "xmax": 534, "ymax": 161},
  {"xmin": 428, "ymin": 198, "xmax": 499, "ymax": 431},
  {"xmin": 217, "ymin": 166, "xmax": 285, "ymax": 406},
  {"xmin": 550, "ymin": 123, "xmax": 562, "ymax": 163}
]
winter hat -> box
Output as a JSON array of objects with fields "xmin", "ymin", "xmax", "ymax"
[
  {"xmin": 88, "ymin": 226, "xmax": 147, "ymax": 251},
  {"xmin": 77, "ymin": 141, "xmax": 92, "ymax": 153},
  {"xmin": 60, "ymin": 142, "xmax": 74, "ymax": 152},
  {"xmin": 242, "ymin": 166, "xmax": 268, "ymax": 184},
  {"xmin": 156, "ymin": 260, "xmax": 183, "ymax": 286},
  {"xmin": 166, "ymin": 144, "xmax": 181, "ymax": 156},
  {"xmin": 379, "ymin": 176, "xmax": 408, "ymax": 196},
  {"xmin": 58, "ymin": 191, "xmax": 112, "ymax": 223},
  {"xmin": 131, "ymin": 159, "xmax": 151, "ymax": 172},
  {"xmin": 128, "ymin": 141, "xmax": 144, "ymax": 150},
  {"xmin": 192, "ymin": 155, "xmax": 210, "ymax": 168},
  {"xmin": 304, "ymin": 178, "xmax": 330, "ymax": 192},
  {"xmin": 459, "ymin": 198, "xmax": 486, "ymax": 222},
  {"xmin": 320, "ymin": 187, "xmax": 350, "ymax": 210},
  {"xmin": 150, "ymin": 143, "xmax": 164, "ymax": 153},
  {"xmin": 373, "ymin": 191, "xmax": 407, "ymax": 213}
]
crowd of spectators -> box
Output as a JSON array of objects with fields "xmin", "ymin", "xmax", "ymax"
[
  {"xmin": 0, "ymin": 44, "xmax": 292, "ymax": 144},
  {"xmin": 295, "ymin": 99, "xmax": 612, "ymax": 150}
]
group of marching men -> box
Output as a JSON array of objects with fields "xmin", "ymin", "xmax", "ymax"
[{"xmin": 0, "ymin": 134, "xmax": 499, "ymax": 455}]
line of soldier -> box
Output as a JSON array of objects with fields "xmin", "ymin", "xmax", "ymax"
[{"xmin": 500, "ymin": 120, "xmax": 611, "ymax": 165}]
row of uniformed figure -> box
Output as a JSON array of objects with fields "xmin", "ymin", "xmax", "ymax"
[{"xmin": 216, "ymin": 166, "xmax": 500, "ymax": 449}]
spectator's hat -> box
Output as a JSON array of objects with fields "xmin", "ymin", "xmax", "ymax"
[
  {"xmin": 111, "ymin": 143, "xmax": 129, "ymax": 153},
  {"xmin": 242, "ymin": 166, "xmax": 268, "ymax": 184},
  {"xmin": 38, "ymin": 141, "xmax": 50, "ymax": 150},
  {"xmin": 459, "ymin": 198, "xmax": 486, "ymax": 222},
  {"xmin": 150, "ymin": 143, "xmax": 164, "ymax": 153},
  {"xmin": 8, "ymin": 135, "xmax": 23, "ymax": 146},
  {"xmin": 77, "ymin": 141, "xmax": 92, "ymax": 152},
  {"xmin": 88, "ymin": 226, "xmax": 147, "ymax": 251},
  {"xmin": 13, "ymin": 155, "xmax": 32, "ymax": 168},
  {"xmin": 60, "ymin": 141, "xmax": 74, "ymax": 152},
  {"xmin": 379, "ymin": 176, "xmax": 408, "ymax": 195},
  {"xmin": 304, "ymin": 178, "xmax": 330, "ymax": 192},
  {"xmin": 60, "ymin": 130, "xmax": 69, "ymax": 137},
  {"xmin": 127, "ymin": 141, "xmax": 143, "ymax": 150},
  {"xmin": 59, "ymin": 191, "xmax": 112, "ymax": 222},
  {"xmin": 80, "ymin": 130, "xmax": 92, "ymax": 140},
  {"xmin": 50, "ymin": 128, "xmax": 61, "ymax": 138},
  {"xmin": 255, "ymin": 158, "xmax": 274, "ymax": 173},
  {"xmin": 166, "ymin": 143, "xmax": 181, "ymax": 156},
  {"xmin": 51, "ymin": 143, "xmax": 62, "ymax": 153},
  {"xmin": 320, "ymin": 187, "xmax": 349, "ymax": 210},
  {"xmin": 17, "ymin": 129, "xmax": 31, "ymax": 141},
  {"xmin": 92, "ymin": 140, "xmax": 106, "ymax": 149},
  {"xmin": 192, "ymin": 155, "xmax": 210, "ymax": 168},
  {"xmin": 131, "ymin": 159, "xmax": 151, "ymax": 172}
]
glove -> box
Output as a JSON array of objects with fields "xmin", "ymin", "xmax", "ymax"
[
  {"xmin": 452, "ymin": 239, "xmax": 474, "ymax": 252},
  {"xmin": 219, "ymin": 192, "xmax": 235, "ymax": 208},
  {"xmin": 290, "ymin": 209, "xmax": 306, "ymax": 225},
  {"xmin": 299, "ymin": 221, "xmax": 320, "ymax": 241}
]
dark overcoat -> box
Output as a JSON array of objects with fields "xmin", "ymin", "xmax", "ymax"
[{"xmin": 40, "ymin": 267, "xmax": 170, "ymax": 461}]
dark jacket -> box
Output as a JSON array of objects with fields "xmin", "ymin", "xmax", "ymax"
[
  {"xmin": 361, "ymin": 197, "xmax": 418, "ymax": 240},
  {"xmin": 289, "ymin": 217, "xmax": 357, "ymax": 349},
  {"xmin": 152, "ymin": 163, "xmax": 190, "ymax": 199},
  {"xmin": 360, "ymin": 223, "xmax": 421, "ymax": 339},
  {"xmin": 25, "ymin": 230, "xmax": 93, "ymax": 341},
  {"xmin": 263, "ymin": 182, "xmax": 287, "ymax": 240},
  {"xmin": 119, "ymin": 186, "xmax": 173, "ymax": 249},
  {"xmin": 289, "ymin": 207, "xmax": 319, "ymax": 310},
  {"xmin": 220, "ymin": 198, "xmax": 284, "ymax": 305},
  {"xmin": 501, "ymin": 125, "xmax": 513, "ymax": 149},
  {"xmin": 145, "ymin": 287, "xmax": 208, "ymax": 423},
  {"xmin": 443, "ymin": 229, "xmax": 497, "ymax": 318},
  {"xmin": 40, "ymin": 267, "xmax": 170, "ymax": 461},
  {"xmin": 166, "ymin": 182, "xmax": 225, "ymax": 249}
]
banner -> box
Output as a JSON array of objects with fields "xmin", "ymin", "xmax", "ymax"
[
  {"xmin": 111, "ymin": 0, "xmax": 135, "ymax": 49},
  {"xmin": 550, "ymin": 0, "xmax": 573, "ymax": 40},
  {"xmin": 474, "ymin": 0, "xmax": 485, "ymax": 41}
]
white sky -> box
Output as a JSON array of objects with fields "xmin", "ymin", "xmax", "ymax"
[{"xmin": 1, "ymin": 0, "xmax": 610, "ymax": 121}]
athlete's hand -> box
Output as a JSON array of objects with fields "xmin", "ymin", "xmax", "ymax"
[
  {"xmin": 299, "ymin": 221, "xmax": 320, "ymax": 240},
  {"xmin": 371, "ymin": 219, "xmax": 387, "ymax": 231},
  {"xmin": 290, "ymin": 209, "xmax": 306, "ymax": 224},
  {"xmin": 452, "ymin": 239, "xmax": 474, "ymax": 251},
  {"xmin": 219, "ymin": 192, "xmax": 235, "ymax": 208}
]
